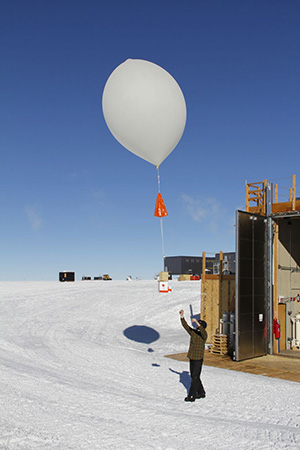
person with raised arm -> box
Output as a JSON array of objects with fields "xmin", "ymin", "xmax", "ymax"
[{"xmin": 179, "ymin": 309, "xmax": 207, "ymax": 402}]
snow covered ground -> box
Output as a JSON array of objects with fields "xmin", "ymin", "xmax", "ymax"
[{"xmin": 0, "ymin": 280, "xmax": 299, "ymax": 449}]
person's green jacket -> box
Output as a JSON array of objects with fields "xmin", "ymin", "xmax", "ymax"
[{"xmin": 181, "ymin": 317, "xmax": 207, "ymax": 360}]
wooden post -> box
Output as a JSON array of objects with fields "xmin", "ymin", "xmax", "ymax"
[
  {"xmin": 275, "ymin": 184, "xmax": 278, "ymax": 203},
  {"xmin": 246, "ymin": 183, "xmax": 249, "ymax": 212},
  {"xmin": 219, "ymin": 251, "xmax": 223, "ymax": 278},
  {"xmin": 202, "ymin": 251, "xmax": 206, "ymax": 283},
  {"xmin": 201, "ymin": 251, "xmax": 206, "ymax": 326},
  {"xmin": 292, "ymin": 174, "xmax": 296, "ymax": 211},
  {"xmin": 219, "ymin": 251, "xmax": 223, "ymax": 333},
  {"xmin": 273, "ymin": 222, "xmax": 279, "ymax": 354},
  {"xmin": 289, "ymin": 188, "xmax": 292, "ymax": 203}
]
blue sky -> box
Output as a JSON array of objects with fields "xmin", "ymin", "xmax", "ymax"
[{"xmin": 1, "ymin": 0, "xmax": 300, "ymax": 280}]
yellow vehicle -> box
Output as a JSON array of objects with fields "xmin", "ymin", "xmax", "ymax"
[{"xmin": 103, "ymin": 274, "xmax": 112, "ymax": 281}]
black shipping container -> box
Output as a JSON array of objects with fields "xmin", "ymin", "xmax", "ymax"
[{"xmin": 59, "ymin": 272, "xmax": 75, "ymax": 282}]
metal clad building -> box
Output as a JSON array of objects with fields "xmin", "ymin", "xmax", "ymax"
[
  {"xmin": 164, "ymin": 256, "xmax": 214, "ymax": 275},
  {"xmin": 165, "ymin": 254, "xmax": 235, "ymax": 276}
]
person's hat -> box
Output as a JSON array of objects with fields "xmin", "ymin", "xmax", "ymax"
[{"xmin": 199, "ymin": 320, "xmax": 207, "ymax": 329}]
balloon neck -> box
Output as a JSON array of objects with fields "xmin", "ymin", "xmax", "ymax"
[{"xmin": 156, "ymin": 165, "xmax": 161, "ymax": 193}]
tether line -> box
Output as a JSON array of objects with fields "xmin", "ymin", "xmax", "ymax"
[{"xmin": 156, "ymin": 165, "xmax": 165, "ymax": 266}]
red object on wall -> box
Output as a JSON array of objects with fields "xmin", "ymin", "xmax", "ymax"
[{"xmin": 273, "ymin": 319, "xmax": 281, "ymax": 339}]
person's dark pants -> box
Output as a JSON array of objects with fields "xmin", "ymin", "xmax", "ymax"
[{"xmin": 188, "ymin": 359, "xmax": 205, "ymax": 398}]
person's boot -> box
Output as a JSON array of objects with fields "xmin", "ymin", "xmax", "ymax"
[
  {"xmin": 195, "ymin": 393, "xmax": 206, "ymax": 399},
  {"xmin": 184, "ymin": 396, "xmax": 195, "ymax": 402}
]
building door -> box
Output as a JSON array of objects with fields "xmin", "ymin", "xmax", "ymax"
[{"xmin": 235, "ymin": 211, "xmax": 267, "ymax": 361}]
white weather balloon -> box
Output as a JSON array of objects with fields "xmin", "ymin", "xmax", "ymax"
[{"xmin": 102, "ymin": 59, "xmax": 186, "ymax": 167}]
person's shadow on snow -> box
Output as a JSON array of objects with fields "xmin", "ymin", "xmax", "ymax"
[{"xmin": 169, "ymin": 368, "xmax": 190, "ymax": 394}]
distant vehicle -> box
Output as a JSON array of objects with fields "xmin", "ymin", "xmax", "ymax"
[
  {"xmin": 103, "ymin": 274, "xmax": 112, "ymax": 281},
  {"xmin": 94, "ymin": 276, "xmax": 103, "ymax": 280},
  {"xmin": 82, "ymin": 276, "xmax": 91, "ymax": 281}
]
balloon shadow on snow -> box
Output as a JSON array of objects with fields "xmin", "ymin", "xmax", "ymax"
[
  {"xmin": 169, "ymin": 368, "xmax": 191, "ymax": 394},
  {"xmin": 123, "ymin": 326, "xmax": 160, "ymax": 344}
]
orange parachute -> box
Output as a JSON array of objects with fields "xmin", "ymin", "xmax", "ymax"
[{"xmin": 154, "ymin": 192, "xmax": 168, "ymax": 217}]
